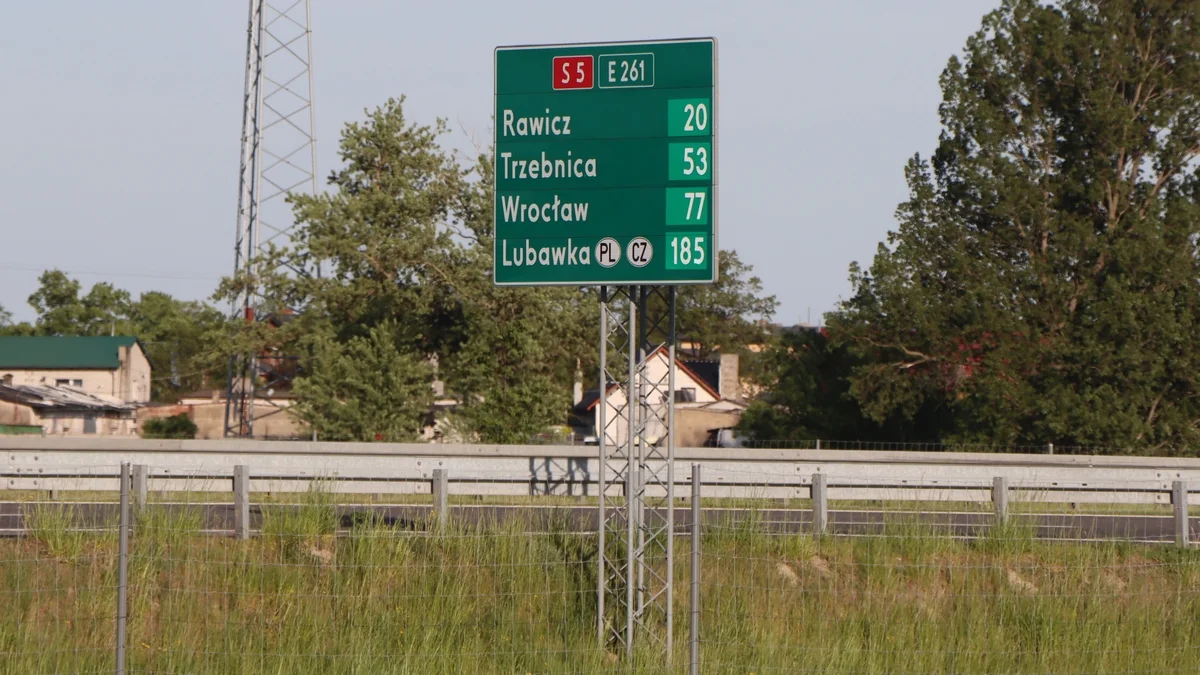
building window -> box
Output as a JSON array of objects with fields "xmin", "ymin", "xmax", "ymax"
[
  {"xmin": 674, "ymin": 388, "xmax": 697, "ymax": 403},
  {"xmin": 1, "ymin": 374, "xmax": 11, "ymax": 386},
  {"xmin": 56, "ymin": 379, "xmax": 70, "ymax": 386},
  {"xmin": 73, "ymin": 379, "xmax": 83, "ymax": 387}
]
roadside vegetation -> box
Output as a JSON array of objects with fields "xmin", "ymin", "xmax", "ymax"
[{"xmin": 3, "ymin": 499, "xmax": 1199, "ymax": 674}]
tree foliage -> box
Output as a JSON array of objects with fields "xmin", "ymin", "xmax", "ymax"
[
  {"xmin": 141, "ymin": 414, "xmax": 198, "ymax": 440},
  {"xmin": 738, "ymin": 327, "xmax": 945, "ymax": 443},
  {"xmin": 13, "ymin": 271, "xmax": 229, "ymax": 400},
  {"xmin": 675, "ymin": 250, "xmax": 778, "ymax": 357},
  {"xmin": 830, "ymin": 0, "xmax": 1200, "ymax": 451},
  {"xmin": 29, "ymin": 271, "xmax": 132, "ymax": 337},
  {"xmin": 291, "ymin": 322, "xmax": 434, "ymax": 442},
  {"xmin": 130, "ymin": 292, "xmax": 229, "ymax": 401},
  {"xmin": 438, "ymin": 154, "xmax": 594, "ymax": 443},
  {"xmin": 221, "ymin": 98, "xmax": 594, "ymax": 443}
]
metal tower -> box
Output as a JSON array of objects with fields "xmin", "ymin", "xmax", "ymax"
[
  {"xmin": 225, "ymin": 0, "xmax": 319, "ymax": 437},
  {"xmin": 598, "ymin": 286, "xmax": 677, "ymax": 661}
]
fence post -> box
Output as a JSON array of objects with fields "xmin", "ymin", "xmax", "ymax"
[
  {"xmin": 132, "ymin": 465, "xmax": 148, "ymax": 513},
  {"xmin": 812, "ymin": 473, "xmax": 828, "ymax": 536},
  {"xmin": 690, "ymin": 464, "xmax": 701, "ymax": 675},
  {"xmin": 233, "ymin": 465, "xmax": 250, "ymax": 540},
  {"xmin": 1173, "ymin": 480, "xmax": 1189, "ymax": 547},
  {"xmin": 993, "ymin": 476, "xmax": 1009, "ymax": 526},
  {"xmin": 116, "ymin": 463, "xmax": 130, "ymax": 675},
  {"xmin": 432, "ymin": 469, "xmax": 448, "ymax": 530}
]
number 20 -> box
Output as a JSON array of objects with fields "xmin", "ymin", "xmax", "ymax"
[{"xmin": 683, "ymin": 103, "xmax": 708, "ymax": 132}]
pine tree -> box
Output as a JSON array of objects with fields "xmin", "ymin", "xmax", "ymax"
[{"xmin": 830, "ymin": 0, "xmax": 1200, "ymax": 452}]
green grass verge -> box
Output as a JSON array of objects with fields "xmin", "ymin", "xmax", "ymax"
[{"xmin": 3, "ymin": 502, "xmax": 1200, "ymax": 673}]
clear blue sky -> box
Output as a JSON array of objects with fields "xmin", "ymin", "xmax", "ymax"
[{"xmin": 0, "ymin": 0, "xmax": 999, "ymax": 325}]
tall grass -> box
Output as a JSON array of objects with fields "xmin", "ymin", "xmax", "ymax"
[
  {"xmin": 1, "ymin": 503, "xmax": 119, "ymax": 674},
  {"xmin": 2, "ymin": 497, "xmax": 1199, "ymax": 673},
  {"xmin": 700, "ymin": 512, "xmax": 1200, "ymax": 674}
]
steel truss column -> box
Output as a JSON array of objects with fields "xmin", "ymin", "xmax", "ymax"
[
  {"xmin": 598, "ymin": 286, "xmax": 676, "ymax": 661},
  {"xmin": 226, "ymin": 0, "xmax": 319, "ymax": 437},
  {"xmin": 598, "ymin": 286, "xmax": 633, "ymax": 653}
]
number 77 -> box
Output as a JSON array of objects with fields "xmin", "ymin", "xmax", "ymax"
[{"xmin": 684, "ymin": 191, "xmax": 706, "ymax": 220}]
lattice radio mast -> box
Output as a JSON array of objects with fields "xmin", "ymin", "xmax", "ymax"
[{"xmin": 224, "ymin": 0, "xmax": 318, "ymax": 437}]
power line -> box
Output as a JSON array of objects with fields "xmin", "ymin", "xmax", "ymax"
[{"xmin": 0, "ymin": 262, "xmax": 220, "ymax": 283}]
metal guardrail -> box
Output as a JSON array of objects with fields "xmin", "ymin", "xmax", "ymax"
[{"xmin": 1, "ymin": 437, "xmax": 1199, "ymax": 506}]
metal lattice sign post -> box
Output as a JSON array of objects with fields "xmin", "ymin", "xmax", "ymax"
[{"xmin": 494, "ymin": 37, "xmax": 718, "ymax": 662}]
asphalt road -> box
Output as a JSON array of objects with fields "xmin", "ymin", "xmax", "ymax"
[{"xmin": 0, "ymin": 501, "xmax": 1195, "ymax": 543}]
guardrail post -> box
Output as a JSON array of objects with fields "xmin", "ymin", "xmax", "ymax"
[
  {"xmin": 1046, "ymin": 443, "xmax": 1054, "ymax": 455},
  {"xmin": 1173, "ymin": 480, "xmax": 1189, "ymax": 547},
  {"xmin": 132, "ymin": 464, "xmax": 148, "ymax": 512},
  {"xmin": 690, "ymin": 464, "xmax": 701, "ymax": 675},
  {"xmin": 233, "ymin": 465, "xmax": 250, "ymax": 540},
  {"xmin": 116, "ymin": 463, "xmax": 130, "ymax": 674},
  {"xmin": 432, "ymin": 469, "xmax": 448, "ymax": 530},
  {"xmin": 811, "ymin": 473, "xmax": 828, "ymax": 536},
  {"xmin": 993, "ymin": 476, "xmax": 1009, "ymax": 525}
]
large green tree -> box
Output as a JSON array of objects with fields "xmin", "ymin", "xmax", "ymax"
[
  {"xmin": 629, "ymin": 249, "xmax": 777, "ymax": 365},
  {"xmin": 438, "ymin": 154, "xmax": 594, "ymax": 443},
  {"xmin": 224, "ymin": 98, "xmax": 593, "ymax": 442},
  {"xmin": 291, "ymin": 322, "xmax": 434, "ymax": 442},
  {"xmin": 28, "ymin": 271, "xmax": 133, "ymax": 336},
  {"xmin": 738, "ymin": 327, "xmax": 947, "ymax": 444},
  {"xmin": 129, "ymin": 292, "xmax": 229, "ymax": 401},
  {"xmin": 19, "ymin": 271, "xmax": 229, "ymax": 400},
  {"xmin": 217, "ymin": 98, "xmax": 470, "ymax": 440},
  {"xmin": 673, "ymin": 250, "xmax": 778, "ymax": 357},
  {"xmin": 830, "ymin": 0, "xmax": 1200, "ymax": 451}
]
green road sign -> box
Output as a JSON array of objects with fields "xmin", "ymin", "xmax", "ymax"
[{"xmin": 494, "ymin": 38, "xmax": 717, "ymax": 286}]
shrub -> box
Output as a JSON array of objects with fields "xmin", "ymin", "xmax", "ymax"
[{"xmin": 141, "ymin": 413, "xmax": 197, "ymax": 439}]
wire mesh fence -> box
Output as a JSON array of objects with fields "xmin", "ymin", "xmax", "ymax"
[
  {"xmin": 4, "ymin": 461, "xmax": 1200, "ymax": 673},
  {"xmin": 695, "ymin": 464, "xmax": 1200, "ymax": 674},
  {"xmin": 121, "ymin": 464, "xmax": 619, "ymax": 674},
  {"xmin": 1, "ymin": 465, "xmax": 123, "ymax": 674}
]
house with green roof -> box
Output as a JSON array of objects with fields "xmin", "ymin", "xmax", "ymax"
[{"xmin": 0, "ymin": 336, "xmax": 151, "ymax": 404}]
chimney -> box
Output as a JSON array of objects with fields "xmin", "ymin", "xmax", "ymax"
[
  {"xmin": 572, "ymin": 359, "xmax": 583, "ymax": 406},
  {"xmin": 118, "ymin": 345, "xmax": 131, "ymax": 402},
  {"xmin": 719, "ymin": 353, "xmax": 741, "ymax": 402}
]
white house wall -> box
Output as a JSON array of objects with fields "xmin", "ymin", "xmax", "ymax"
[
  {"xmin": 2, "ymin": 370, "xmax": 123, "ymax": 399},
  {"xmin": 123, "ymin": 345, "xmax": 152, "ymax": 403},
  {"xmin": 592, "ymin": 350, "xmax": 712, "ymax": 446}
]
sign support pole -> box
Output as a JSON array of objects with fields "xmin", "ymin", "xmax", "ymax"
[
  {"xmin": 598, "ymin": 286, "xmax": 676, "ymax": 661},
  {"xmin": 493, "ymin": 37, "xmax": 712, "ymax": 666}
]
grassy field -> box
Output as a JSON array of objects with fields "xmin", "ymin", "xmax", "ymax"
[{"xmin": 2, "ymin": 501, "xmax": 1199, "ymax": 674}]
